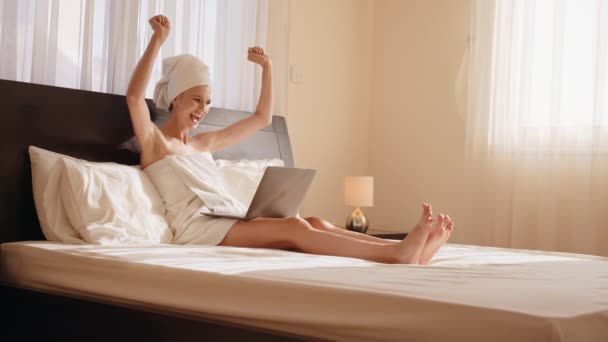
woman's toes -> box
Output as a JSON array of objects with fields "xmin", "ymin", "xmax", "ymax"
[
  {"xmin": 421, "ymin": 203, "xmax": 429, "ymax": 215},
  {"xmin": 445, "ymin": 221, "xmax": 453, "ymax": 230},
  {"xmin": 425, "ymin": 204, "xmax": 433, "ymax": 217},
  {"xmin": 435, "ymin": 214, "xmax": 445, "ymax": 230},
  {"xmin": 445, "ymin": 215, "xmax": 454, "ymax": 229},
  {"xmin": 419, "ymin": 204, "xmax": 431, "ymax": 219}
]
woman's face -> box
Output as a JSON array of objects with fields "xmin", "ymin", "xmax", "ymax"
[{"xmin": 172, "ymin": 85, "xmax": 211, "ymax": 128}]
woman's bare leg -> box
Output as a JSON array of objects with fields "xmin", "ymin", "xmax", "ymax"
[
  {"xmin": 301, "ymin": 204, "xmax": 454, "ymax": 265},
  {"xmin": 303, "ymin": 217, "xmax": 393, "ymax": 244},
  {"xmin": 218, "ymin": 215, "xmax": 434, "ymax": 264},
  {"xmin": 303, "ymin": 203, "xmax": 434, "ymax": 245}
]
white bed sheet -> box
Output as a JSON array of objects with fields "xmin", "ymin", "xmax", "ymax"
[{"xmin": 1, "ymin": 241, "xmax": 607, "ymax": 341}]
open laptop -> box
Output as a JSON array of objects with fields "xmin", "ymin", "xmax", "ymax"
[{"xmin": 201, "ymin": 166, "xmax": 316, "ymax": 220}]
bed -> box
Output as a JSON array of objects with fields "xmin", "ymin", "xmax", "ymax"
[{"xmin": 1, "ymin": 79, "xmax": 608, "ymax": 341}]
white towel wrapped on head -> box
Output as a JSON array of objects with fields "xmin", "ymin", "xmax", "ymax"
[{"xmin": 153, "ymin": 54, "xmax": 211, "ymax": 110}]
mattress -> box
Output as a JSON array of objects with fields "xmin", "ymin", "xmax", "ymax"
[{"xmin": 1, "ymin": 241, "xmax": 608, "ymax": 342}]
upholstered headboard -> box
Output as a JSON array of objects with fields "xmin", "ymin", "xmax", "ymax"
[{"xmin": 0, "ymin": 79, "xmax": 294, "ymax": 243}]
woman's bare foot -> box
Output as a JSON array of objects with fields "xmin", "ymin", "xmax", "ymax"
[
  {"xmin": 418, "ymin": 214, "xmax": 454, "ymax": 265},
  {"xmin": 395, "ymin": 203, "xmax": 435, "ymax": 264}
]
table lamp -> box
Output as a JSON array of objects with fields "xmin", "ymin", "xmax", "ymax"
[{"xmin": 344, "ymin": 176, "xmax": 373, "ymax": 233}]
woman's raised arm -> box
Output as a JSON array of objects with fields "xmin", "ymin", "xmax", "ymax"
[
  {"xmin": 126, "ymin": 15, "xmax": 170, "ymax": 147},
  {"xmin": 195, "ymin": 47, "xmax": 273, "ymax": 153}
]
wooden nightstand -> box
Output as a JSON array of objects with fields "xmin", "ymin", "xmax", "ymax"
[
  {"xmin": 366, "ymin": 229, "xmax": 408, "ymax": 240},
  {"xmin": 337, "ymin": 227, "xmax": 408, "ymax": 240}
]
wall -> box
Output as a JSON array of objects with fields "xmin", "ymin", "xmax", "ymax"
[
  {"xmin": 274, "ymin": 0, "xmax": 470, "ymax": 237},
  {"xmin": 369, "ymin": 0, "xmax": 469, "ymax": 240},
  {"xmin": 283, "ymin": 0, "xmax": 374, "ymax": 225},
  {"xmin": 367, "ymin": 0, "xmax": 470, "ymax": 241}
]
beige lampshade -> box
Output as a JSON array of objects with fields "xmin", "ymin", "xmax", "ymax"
[{"xmin": 344, "ymin": 176, "xmax": 374, "ymax": 207}]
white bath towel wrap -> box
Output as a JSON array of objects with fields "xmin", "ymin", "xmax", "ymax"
[{"xmin": 143, "ymin": 152, "xmax": 246, "ymax": 245}]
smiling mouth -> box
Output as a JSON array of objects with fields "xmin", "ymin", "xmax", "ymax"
[{"xmin": 190, "ymin": 113, "xmax": 203, "ymax": 124}]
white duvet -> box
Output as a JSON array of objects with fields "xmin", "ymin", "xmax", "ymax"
[{"xmin": 1, "ymin": 241, "xmax": 607, "ymax": 342}]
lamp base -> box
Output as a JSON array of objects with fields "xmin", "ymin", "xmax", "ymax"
[{"xmin": 345, "ymin": 207, "xmax": 369, "ymax": 233}]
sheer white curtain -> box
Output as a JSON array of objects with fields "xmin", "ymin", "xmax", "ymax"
[
  {"xmin": 0, "ymin": 0, "xmax": 267, "ymax": 112},
  {"xmin": 464, "ymin": 0, "xmax": 608, "ymax": 256}
]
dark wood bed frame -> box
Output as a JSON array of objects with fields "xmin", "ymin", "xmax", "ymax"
[{"xmin": 0, "ymin": 79, "xmax": 320, "ymax": 341}]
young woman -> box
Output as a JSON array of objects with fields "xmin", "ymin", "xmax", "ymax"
[{"xmin": 126, "ymin": 15, "xmax": 454, "ymax": 264}]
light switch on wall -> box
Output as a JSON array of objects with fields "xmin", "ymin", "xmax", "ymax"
[{"xmin": 290, "ymin": 65, "xmax": 304, "ymax": 84}]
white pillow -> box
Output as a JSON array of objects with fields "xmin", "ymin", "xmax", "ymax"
[
  {"xmin": 60, "ymin": 157, "xmax": 173, "ymax": 245},
  {"xmin": 29, "ymin": 146, "xmax": 84, "ymax": 243},
  {"xmin": 215, "ymin": 158, "xmax": 284, "ymax": 207}
]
